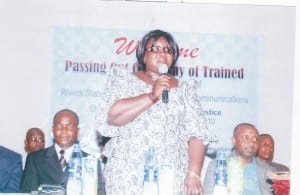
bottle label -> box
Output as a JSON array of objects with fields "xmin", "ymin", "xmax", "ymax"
[
  {"xmin": 82, "ymin": 156, "xmax": 98, "ymax": 195},
  {"xmin": 158, "ymin": 163, "xmax": 174, "ymax": 195},
  {"xmin": 144, "ymin": 168, "xmax": 158, "ymax": 182},
  {"xmin": 68, "ymin": 167, "xmax": 75, "ymax": 178}
]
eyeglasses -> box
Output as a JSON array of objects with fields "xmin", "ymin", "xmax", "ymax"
[
  {"xmin": 146, "ymin": 46, "xmax": 173, "ymax": 54},
  {"xmin": 29, "ymin": 138, "xmax": 45, "ymax": 143}
]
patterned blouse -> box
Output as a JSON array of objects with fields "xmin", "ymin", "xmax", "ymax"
[{"xmin": 95, "ymin": 67, "xmax": 210, "ymax": 195}]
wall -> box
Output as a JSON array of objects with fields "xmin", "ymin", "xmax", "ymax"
[{"xmin": 0, "ymin": 0, "xmax": 297, "ymax": 192}]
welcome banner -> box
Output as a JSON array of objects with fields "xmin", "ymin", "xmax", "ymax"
[{"xmin": 51, "ymin": 26, "xmax": 262, "ymax": 151}]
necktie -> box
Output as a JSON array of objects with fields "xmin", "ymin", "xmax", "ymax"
[{"xmin": 59, "ymin": 150, "xmax": 67, "ymax": 171}]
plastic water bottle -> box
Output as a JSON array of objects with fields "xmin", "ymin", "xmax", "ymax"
[
  {"xmin": 213, "ymin": 148, "xmax": 228, "ymax": 195},
  {"xmin": 82, "ymin": 155, "xmax": 98, "ymax": 195},
  {"xmin": 143, "ymin": 147, "xmax": 159, "ymax": 195},
  {"xmin": 67, "ymin": 141, "xmax": 83, "ymax": 195},
  {"xmin": 158, "ymin": 162, "xmax": 174, "ymax": 195},
  {"xmin": 214, "ymin": 148, "xmax": 228, "ymax": 186}
]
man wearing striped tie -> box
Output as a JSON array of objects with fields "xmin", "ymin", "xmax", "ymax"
[{"xmin": 20, "ymin": 109, "xmax": 83, "ymax": 193}]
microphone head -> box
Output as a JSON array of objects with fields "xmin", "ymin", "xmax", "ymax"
[{"xmin": 158, "ymin": 64, "xmax": 168, "ymax": 74}]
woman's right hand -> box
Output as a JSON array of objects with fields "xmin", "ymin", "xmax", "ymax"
[{"xmin": 151, "ymin": 74, "xmax": 170, "ymax": 100}]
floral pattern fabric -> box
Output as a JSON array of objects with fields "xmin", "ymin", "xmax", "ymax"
[{"xmin": 95, "ymin": 67, "xmax": 210, "ymax": 195}]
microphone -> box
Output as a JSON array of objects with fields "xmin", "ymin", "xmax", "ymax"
[{"xmin": 158, "ymin": 64, "xmax": 169, "ymax": 103}]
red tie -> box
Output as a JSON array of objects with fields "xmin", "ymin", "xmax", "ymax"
[{"xmin": 59, "ymin": 150, "xmax": 67, "ymax": 171}]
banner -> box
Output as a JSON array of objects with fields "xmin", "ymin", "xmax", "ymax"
[{"xmin": 52, "ymin": 26, "xmax": 262, "ymax": 151}]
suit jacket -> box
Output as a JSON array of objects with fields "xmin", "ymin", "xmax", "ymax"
[
  {"xmin": 0, "ymin": 146, "xmax": 23, "ymax": 193},
  {"xmin": 20, "ymin": 144, "xmax": 104, "ymax": 195},
  {"xmin": 98, "ymin": 159, "xmax": 106, "ymax": 195},
  {"xmin": 271, "ymin": 161, "xmax": 290, "ymax": 172},
  {"xmin": 20, "ymin": 145, "xmax": 69, "ymax": 193},
  {"xmin": 203, "ymin": 152, "xmax": 275, "ymax": 195}
]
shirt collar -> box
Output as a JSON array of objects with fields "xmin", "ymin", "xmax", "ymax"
[{"xmin": 54, "ymin": 143, "xmax": 74, "ymax": 162}]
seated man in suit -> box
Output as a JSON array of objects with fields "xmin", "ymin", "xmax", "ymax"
[
  {"xmin": 0, "ymin": 145, "xmax": 23, "ymax": 192},
  {"xmin": 24, "ymin": 127, "xmax": 45, "ymax": 153},
  {"xmin": 20, "ymin": 109, "xmax": 83, "ymax": 192},
  {"xmin": 257, "ymin": 133, "xmax": 290, "ymax": 172},
  {"xmin": 203, "ymin": 123, "xmax": 274, "ymax": 195}
]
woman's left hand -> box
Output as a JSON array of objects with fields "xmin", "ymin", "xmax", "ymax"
[{"xmin": 184, "ymin": 171, "xmax": 203, "ymax": 195}]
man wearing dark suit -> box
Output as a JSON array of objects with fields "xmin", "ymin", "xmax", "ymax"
[
  {"xmin": 257, "ymin": 133, "xmax": 290, "ymax": 172},
  {"xmin": 0, "ymin": 145, "xmax": 23, "ymax": 192},
  {"xmin": 20, "ymin": 109, "xmax": 83, "ymax": 193}
]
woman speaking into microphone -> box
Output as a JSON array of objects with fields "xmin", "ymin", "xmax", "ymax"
[{"xmin": 95, "ymin": 29, "xmax": 211, "ymax": 195}]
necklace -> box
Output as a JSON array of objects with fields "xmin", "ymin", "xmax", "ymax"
[{"xmin": 145, "ymin": 71, "xmax": 160, "ymax": 81}]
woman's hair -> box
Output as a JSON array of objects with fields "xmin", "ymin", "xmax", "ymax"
[{"xmin": 136, "ymin": 29, "xmax": 179, "ymax": 72}]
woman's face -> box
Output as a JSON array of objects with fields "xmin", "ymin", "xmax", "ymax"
[{"xmin": 143, "ymin": 36, "xmax": 174, "ymax": 73}]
